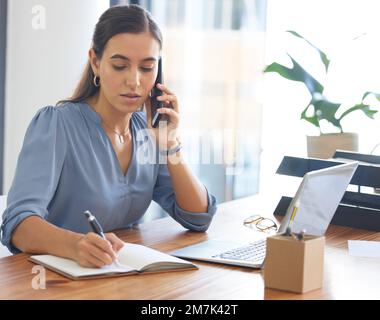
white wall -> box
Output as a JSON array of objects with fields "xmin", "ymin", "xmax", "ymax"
[
  {"xmin": 260, "ymin": 0, "xmax": 380, "ymax": 194},
  {"xmin": 3, "ymin": 0, "xmax": 109, "ymax": 193}
]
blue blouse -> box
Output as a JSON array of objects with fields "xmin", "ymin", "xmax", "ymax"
[{"xmin": 1, "ymin": 102, "xmax": 217, "ymax": 253}]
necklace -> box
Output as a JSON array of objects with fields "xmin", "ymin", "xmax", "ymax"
[{"xmin": 102, "ymin": 121, "xmax": 130, "ymax": 144}]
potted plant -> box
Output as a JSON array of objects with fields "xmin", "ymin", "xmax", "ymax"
[{"xmin": 264, "ymin": 30, "xmax": 380, "ymax": 159}]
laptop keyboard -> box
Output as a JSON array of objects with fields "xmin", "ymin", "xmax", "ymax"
[{"xmin": 212, "ymin": 239, "xmax": 266, "ymax": 262}]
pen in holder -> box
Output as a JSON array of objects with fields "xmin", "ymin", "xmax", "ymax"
[{"xmin": 264, "ymin": 230, "xmax": 325, "ymax": 294}]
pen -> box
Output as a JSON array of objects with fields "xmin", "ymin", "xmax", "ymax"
[
  {"xmin": 84, "ymin": 210, "xmax": 105, "ymax": 238},
  {"xmin": 288, "ymin": 200, "xmax": 300, "ymax": 231},
  {"xmin": 83, "ymin": 210, "xmax": 121, "ymax": 267}
]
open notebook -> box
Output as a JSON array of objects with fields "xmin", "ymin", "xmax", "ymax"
[{"xmin": 29, "ymin": 242, "xmax": 197, "ymax": 280}]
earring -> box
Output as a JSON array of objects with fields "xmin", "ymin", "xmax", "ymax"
[{"xmin": 93, "ymin": 75, "xmax": 100, "ymax": 87}]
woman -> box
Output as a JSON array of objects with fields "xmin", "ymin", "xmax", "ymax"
[{"xmin": 0, "ymin": 5, "xmax": 216, "ymax": 268}]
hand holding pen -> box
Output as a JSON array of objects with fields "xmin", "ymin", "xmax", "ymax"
[
  {"xmin": 83, "ymin": 210, "xmax": 124, "ymax": 267},
  {"xmin": 70, "ymin": 210, "xmax": 124, "ymax": 268}
]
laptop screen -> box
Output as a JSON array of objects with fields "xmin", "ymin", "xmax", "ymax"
[{"xmin": 277, "ymin": 162, "xmax": 358, "ymax": 236}]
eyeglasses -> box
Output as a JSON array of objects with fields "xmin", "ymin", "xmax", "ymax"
[{"xmin": 243, "ymin": 215, "xmax": 278, "ymax": 233}]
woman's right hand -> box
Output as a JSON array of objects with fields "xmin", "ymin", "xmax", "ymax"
[{"xmin": 71, "ymin": 232, "xmax": 124, "ymax": 268}]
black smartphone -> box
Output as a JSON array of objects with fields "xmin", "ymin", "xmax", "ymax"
[{"xmin": 150, "ymin": 57, "xmax": 169, "ymax": 128}]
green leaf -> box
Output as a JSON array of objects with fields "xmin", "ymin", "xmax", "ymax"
[
  {"xmin": 362, "ymin": 91, "xmax": 380, "ymax": 102},
  {"xmin": 301, "ymin": 103, "xmax": 320, "ymax": 129},
  {"xmin": 287, "ymin": 30, "xmax": 330, "ymax": 73},
  {"xmin": 339, "ymin": 103, "xmax": 378, "ymax": 121},
  {"xmin": 264, "ymin": 56, "xmax": 324, "ymax": 95},
  {"xmin": 312, "ymin": 97, "xmax": 342, "ymax": 132}
]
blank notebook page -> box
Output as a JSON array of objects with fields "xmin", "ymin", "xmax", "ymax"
[{"xmin": 117, "ymin": 243, "xmax": 192, "ymax": 271}]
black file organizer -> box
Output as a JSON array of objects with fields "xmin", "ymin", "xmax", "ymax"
[{"xmin": 273, "ymin": 151, "xmax": 380, "ymax": 231}]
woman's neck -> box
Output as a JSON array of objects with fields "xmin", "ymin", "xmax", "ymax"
[{"xmin": 87, "ymin": 93, "xmax": 132, "ymax": 133}]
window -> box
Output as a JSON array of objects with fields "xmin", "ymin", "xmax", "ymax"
[{"xmin": 118, "ymin": 0, "xmax": 267, "ymax": 203}]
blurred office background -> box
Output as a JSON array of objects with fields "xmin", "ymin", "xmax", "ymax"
[
  {"xmin": 1, "ymin": 0, "xmax": 380, "ymax": 239},
  {"xmin": 0, "ymin": 0, "xmax": 266, "ymax": 206}
]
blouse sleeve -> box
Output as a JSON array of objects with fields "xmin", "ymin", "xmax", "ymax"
[
  {"xmin": 152, "ymin": 164, "xmax": 217, "ymax": 232},
  {"xmin": 1, "ymin": 106, "xmax": 67, "ymax": 253}
]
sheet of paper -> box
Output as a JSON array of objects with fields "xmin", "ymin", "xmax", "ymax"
[
  {"xmin": 32, "ymin": 255, "xmax": 135, "ymax": 277},
  {"xmin": 348, "ymin": 240, "xmax": 380, "ymax": 258}
]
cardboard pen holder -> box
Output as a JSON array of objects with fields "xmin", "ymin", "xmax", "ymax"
[{"xmin": 264, "ymin": 234, "xmax": 325, "ymax": 294}]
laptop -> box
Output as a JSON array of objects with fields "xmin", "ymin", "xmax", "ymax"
[{"xmin": 170, "ymin": 162, "xmax": 359, "ymax": 268}]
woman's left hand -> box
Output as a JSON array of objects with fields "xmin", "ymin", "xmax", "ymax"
[{"xmin": 145, "ymin": 83, "xmax": 180, "ymax": 150}]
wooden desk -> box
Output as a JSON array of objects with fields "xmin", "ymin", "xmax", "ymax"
[{"xmin": 0, "ymin": 195, "xmax": 379, "ymax": 300}]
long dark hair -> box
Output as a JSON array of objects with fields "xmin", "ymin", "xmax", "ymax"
[{"xmin": 56, "ymin": 4, "xmax": 162, "ymax": 106}]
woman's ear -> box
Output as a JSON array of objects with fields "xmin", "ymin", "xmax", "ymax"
[{"xmin": 88, "ymin": 48, "xmax": 100, "ymax": 75}]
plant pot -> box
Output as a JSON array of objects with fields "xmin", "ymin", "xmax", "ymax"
[{"xmin": 306, "ymin": 133, "xmax": 358, "ymax": 159}]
